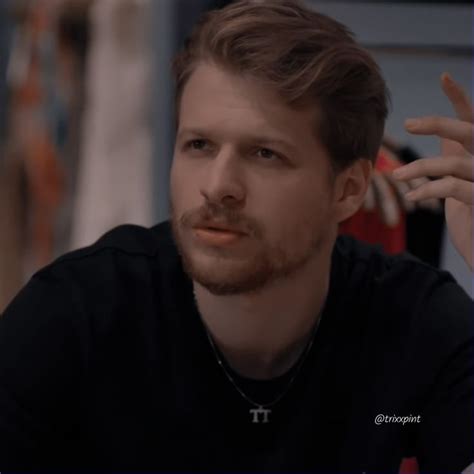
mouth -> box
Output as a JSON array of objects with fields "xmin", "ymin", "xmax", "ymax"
[
  {"xmin": 194, "ymin": 222, "xmax": 247, "ymax": 235},
  {"xmin": 192, "ymin": 226, "xmax": 247, "ymax": 246}
]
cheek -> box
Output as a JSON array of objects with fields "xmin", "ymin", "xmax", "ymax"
[
  {"xmin": 258, "ymin": 181, "xmax": 332, "ymax": 238},
  {"xmin": 170, "ymin": 161, "xmax": 181, "ymax": 200},
  {"xmin": 170, "ymin": 159, "xmax": 200, "ymax": 209},
  {"xmin": 277, "ymin": 180, "xmax": 329, "ymax": 217}
]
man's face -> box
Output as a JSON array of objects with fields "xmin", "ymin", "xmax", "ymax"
[{"xmin": 170, "ymin": 62, "xmax": 338, "ymax": 295}]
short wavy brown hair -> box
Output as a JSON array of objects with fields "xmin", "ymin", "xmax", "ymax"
[{"xmin": 172, "ymin": 0, "xmax": 390, "ymax": 172}]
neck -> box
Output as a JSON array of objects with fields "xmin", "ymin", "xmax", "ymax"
[{"xmin": 193, "ymin": 247, "xmax": 332, "ymax": 380}]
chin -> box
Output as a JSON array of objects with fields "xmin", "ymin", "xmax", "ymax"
[
  {"xmin": 183, "ymin": 250, "xmax": 271, "ymax": 295},
  {"xmin": 172, "ymin": 221, "xmax": 268, "ymax": 294}
]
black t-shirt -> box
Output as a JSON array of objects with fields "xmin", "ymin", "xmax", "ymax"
[{"xmin": 0, "ymin": 221, "xmax": 472, "ymax": 473}]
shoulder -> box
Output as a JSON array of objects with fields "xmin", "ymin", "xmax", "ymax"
[
  {"xmin": 333, "ymin": 234, "xmax": 473, "ymax": 372},
  {"xmin": 54, "ymin": 220, "xmax": 174, "ymax": 264},
  {"xmin": 334, "ymin": 234, "xmax": 473, "ymax": 322},
  {"xmin": 4, "ymin": 220, "xmax": 180, "ymax": 326},
  {"xmin": 1, "ymin": 220, "xmax": 181, "ymax": 345},
  {"xmin": 333, "ymin": 234, "xmax": 464, "ymax": 301},
  {"xmin": 34, "ymin": 220, "xmax": 177, "ymax": 283}
]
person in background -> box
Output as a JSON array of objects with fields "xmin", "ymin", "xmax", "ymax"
[{"xmin": 0, "ymin": 1, "xmax": 472, "ymax": 472}]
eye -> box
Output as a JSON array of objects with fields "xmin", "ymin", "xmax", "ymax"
[
  {"xmin": 257, "ymin": 148, "xmax": 280, "ymax": 161},
  {"xmin": 188, "ymin": 139, "xmax": 208, "ymax": 150}
]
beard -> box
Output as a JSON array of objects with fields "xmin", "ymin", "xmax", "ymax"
[{"xmin": 170, "ymin": 201, "xmax": 326, "ymax": 296}]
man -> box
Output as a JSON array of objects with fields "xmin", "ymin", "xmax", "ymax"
[{"xmin": 0, "ymin": 0, "xmax": 472, "ymax": 472}]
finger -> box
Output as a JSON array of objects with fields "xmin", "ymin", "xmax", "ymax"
[
  {"xmin": 385, "ymin": 173, "xmax": 416, "ymax": 212},
  {"xmin": 405, "ymin": 117, "xmax": 473, "ymax": 154},
  {"xmin": 407, "ymin": 176, "xmax": 430, "ymax": 190},
  {"xmin": 407, "ymin": 117, "xmax": 473, "ymax": 154},
  {"xmin": 419, "ymin": 198, "xmax": 443, "ymax": 212},
  {"xmin": 441, "ymin": 137, "xmax": 469, "ymax": 158},
  {"xmin": 405, "ymin": 177, "xmax": 442, "ymax": 212},
  {"xmin": 416, "ymin": 198, "xmax": 443, "ymax": 212},
  {"xmin": 405, "ymin": 176, "xmax": 474, "ymax": 205},
  {"xmin": 372, "ymin": 173, "xmax": 400, "ymax": 227},
  {"xmin": 392, "ymin": 155, "xmax": 474, "ymax": 182},
  {"xmin": 441, "ymin": 73, "xmax": 474, "ymax": 123},
  {"xmin": 363, "ymin": 181, "xmax": 376, "ymax": 211}
]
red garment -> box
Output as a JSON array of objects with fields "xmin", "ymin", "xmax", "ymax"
[
  {"xmin": 399, "ymin": 457, "xmax": 419, "ymax": 474},
  {"xmin": 338, "ymin": 151, "xmax": 405, "ymax": 255}
]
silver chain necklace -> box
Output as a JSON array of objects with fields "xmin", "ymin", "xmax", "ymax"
[{"xmin": 201, "ymin": 312, "xmax": 322, "ymax": 424}]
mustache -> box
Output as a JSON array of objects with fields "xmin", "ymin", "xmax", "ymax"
[{"xmin": 179, "ymin": 203, "xmax": 259, "ymax": 237}]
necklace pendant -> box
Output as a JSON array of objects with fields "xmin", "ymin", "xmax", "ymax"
[{"xmin": 250, "ymin": 406, "xmax": 271, "ymax": 423}]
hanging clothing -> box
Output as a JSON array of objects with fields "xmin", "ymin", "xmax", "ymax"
[
  {"xmin": 6, "ymin": 2, "xmax": 66, "ymax": 276},
  {"xmin": 53, "ymin": 0, "xmax": 92, "ymax": 257},
  {"xmin": 0, "ymin": 155, "xmax": 26, "ymax": 313},
  {"xmin": 70, "ymin": 0, "xmax": 154, "ymax": 250}
]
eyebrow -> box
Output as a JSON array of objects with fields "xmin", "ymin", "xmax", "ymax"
[{"xmin": 176, "ymin": 128, "xmax": 298, "ymax": 153}]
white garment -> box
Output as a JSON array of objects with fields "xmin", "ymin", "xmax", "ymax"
[{"xmin": 71, "ymin": 0, "xmax": 153, "ymax": 250}]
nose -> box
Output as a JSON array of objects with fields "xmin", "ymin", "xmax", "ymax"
[{"xmin": 200, "ymin": 148, "xmax": 246, "ymax": 207}]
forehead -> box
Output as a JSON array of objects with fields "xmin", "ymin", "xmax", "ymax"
[{"xmin": 177, "ymin": 61, "xmax": 321, "ymax": 147}]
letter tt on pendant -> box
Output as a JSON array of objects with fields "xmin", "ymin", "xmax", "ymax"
[{"xmin": 250, "ymin": 406, "xmax": 271, "ymax": 423}]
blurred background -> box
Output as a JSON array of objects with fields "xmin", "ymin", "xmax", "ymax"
[{"xmin": 0, "ymin": 0, "xmax": 472, "ymax": 312}]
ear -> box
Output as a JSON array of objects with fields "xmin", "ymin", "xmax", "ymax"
[{"xmin": 332, "ymin": 159, "xmax": 373, "ymax": 224}]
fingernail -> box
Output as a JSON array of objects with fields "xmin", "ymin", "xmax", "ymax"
[
  {"xmin": 405, "ymin": 118, "xmax": 420, "ymax": 129},
  {"xmin": 405, "ymin": 191, "xmax": 416, "ymax": 200},
  {"xmin": 443, "ymin": 72, "xmax": 453, "ymax": 84}
]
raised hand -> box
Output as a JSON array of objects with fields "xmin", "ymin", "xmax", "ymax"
[{"xmin": 392, "ymin": 73, "xmax": 473, "ymax": 270}]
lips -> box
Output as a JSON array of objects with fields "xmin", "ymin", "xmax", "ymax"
[
  {"xmin": 194, "ymin": 222, "xmax": 247, "ymax": 235},
  {"xmin": 192, "ymin": 222, "xmax": 247, "ymax": 246}
]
